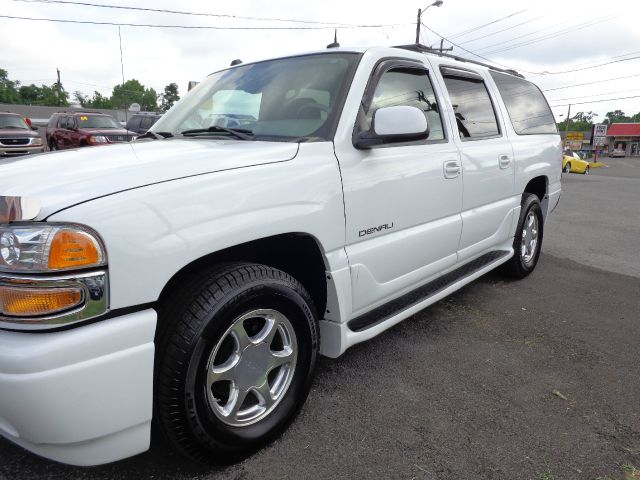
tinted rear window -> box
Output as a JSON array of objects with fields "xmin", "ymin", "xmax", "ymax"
[
  {"xmin": 490, "ymin": 72, "xmax": 557, "ymax": 135},
  {"xmin": 441, "ymin": 75, "xmax": 500, "ymax": 140}
]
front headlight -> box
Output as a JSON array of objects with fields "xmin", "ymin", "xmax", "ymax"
[
  {"xmin": 89, "ymin": 135, "xmax": 109, "ymax": 144},
  {"xmin": 0, "ymin": 223, "xmax": 108, "ymax": 329},
  {"xmin": 30, "ymin": 137, "xmax": 43, "ymax": 146},
  {"xmin": 0, "ymin": 223, "xmax": 106, "ymax": 273}
]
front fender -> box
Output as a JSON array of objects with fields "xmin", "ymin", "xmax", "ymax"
[{"xmin": 48, "ymin": 143, "xmax": 345, "ymax": 309}]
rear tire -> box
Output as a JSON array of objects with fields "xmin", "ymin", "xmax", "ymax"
[
  {"xmin": 584, "ymin": 165, "xmax": 590, "ymax": 175},
  {"xmin": 500, "ymin": 193, "xmax": 544, "ymax": 279},
  {"xmin": 564, "ymin": 163, "xmax": 571, "ymax": 173},
  {"xmin": 49, "ymin": 140, "xmax": 58, "ymax": 151},
  {"xmin": 154, "ymin": 263, "xmax": 319, "ymax": 464}
]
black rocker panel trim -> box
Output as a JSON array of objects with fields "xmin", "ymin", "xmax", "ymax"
[{"xmin": 347, "ymin": 250, "xmax": 509, "ymax": 332}]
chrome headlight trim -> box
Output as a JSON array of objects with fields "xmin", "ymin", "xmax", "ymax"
[{"xmin": 0, "ymin": 270, "xmax": 109, "ymax": 331}]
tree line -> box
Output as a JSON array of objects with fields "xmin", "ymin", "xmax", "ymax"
[
  {"xmin": 557, "ymin": 110, "xmax": 640, "ymax": 132},
  {"xmin": 0, "ymin": 68, "xmax": 180, "ymax": 113}
]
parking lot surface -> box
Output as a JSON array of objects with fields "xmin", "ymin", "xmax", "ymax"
[{"xmin": 1, "ymin": 158, "xmax": 638, "ymax": 480}]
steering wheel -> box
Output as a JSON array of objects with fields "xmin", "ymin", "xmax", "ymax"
[{"xmin": 295, "ymin": 100, "xmax": 329, "ymax": 119}]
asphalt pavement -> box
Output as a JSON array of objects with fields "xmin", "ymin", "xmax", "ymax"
[{"xmin": 1, "ymin": 157, "xmax": 639, "ymax": 480}]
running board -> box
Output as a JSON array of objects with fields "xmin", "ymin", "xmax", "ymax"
[{"xmin": 347, "ymin": 251, "xmax": 510, "ymax": 333}]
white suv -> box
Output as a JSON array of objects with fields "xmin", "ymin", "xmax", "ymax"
[{"xmin": 0, "ymin": 45, "xmax": 561, "ymax": 466}]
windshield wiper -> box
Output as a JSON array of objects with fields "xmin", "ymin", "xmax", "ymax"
[
  {"xmin": 137, "ymin": 131, "xmax": 174, "ymax": 140},
  {"xmin": 180, "ymin": 126, "xmax": 254, "ymax": 140}
]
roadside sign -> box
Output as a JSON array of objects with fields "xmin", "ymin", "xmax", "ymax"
[
  {"xmin": 566, "ymin": 132, "xmax": 583, "ymax": 141},
  {"xmin": 594, "ymin": 124, "xmax": 607, "ymax": 136},
  {"xmin": 593, "ymin": 136, "xmax": 607, "ymax": 146}
]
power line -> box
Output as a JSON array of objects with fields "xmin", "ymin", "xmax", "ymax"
[
  {"xmin": 0, "ymin": 14, "xmax": 410, "ymax": 30},
  {"xmin": 535, "ymin": 56, "xmax": 640, "ymax": 76},
  {"xmin": 550, "ymin": 95, "xmax": 640, "ymax": 108},
  {"xmin": 472, "ymin": 11, "xmax": 603, "ymax": 52},
  {"xmin": 457, "ymin": 13, "xmax": 547, "ymax": 45},
  {"xmin": 481, "ymin": 14, "xmax": 621, "ymax": 55},
  {"xmin": 446, "ymin": 9, "xmax": 528, "ymax": 39},
  {"xmin": 548, "ymin": 88, "xmax": 640, "ymax": 103},
  {"xmin": 11, "ymin": 0, "xmax": 359, "ymax": 26},
  {"xmin": 542, "ymin": 73, "xmax": 640, "ymax": 92},
  {"xmin": 421, "ymin": 24, "xmax": 541, "ymax": 74}
]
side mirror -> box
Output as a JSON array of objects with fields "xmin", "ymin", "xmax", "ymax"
[{"xmin": 354, "ymin": 105, "xmax": 429, "ymax": 149}]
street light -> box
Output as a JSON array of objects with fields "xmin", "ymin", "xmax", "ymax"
[{"xmin": 416, "ymin": 1, "xmax": 444, "ymax": 44}]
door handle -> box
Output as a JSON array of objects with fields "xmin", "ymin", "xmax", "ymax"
[
  {"xmin": 499, "ymin": 154, "xmax": 511, "ymax": 169},
  {"xmin": 443, "ymin": 160, "xmax": 461, "ymax": 179}
]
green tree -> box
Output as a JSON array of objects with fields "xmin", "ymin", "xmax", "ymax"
[
  {"xmin": 86, "ymin": 91, "xmax": 113, "ymax": 109},
  {"xmin": 17, "ymin": 82, "xmax": 68, "ymax": 106},
  {"xmin": 111, "ymin": 79, "xmax": 157, "ymax": 111},
  {"xmin": 0, "ymin": 69, "xmax": 21, "ymax": 103},
  {"xmin": 603, "ymin": 110, "xmax": 630, "ymax": 125},
  {"xmin": 160, "ymin": 82, "xmax": 180, "ymax": 112}
]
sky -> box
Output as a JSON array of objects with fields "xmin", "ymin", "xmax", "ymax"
[{"xmin": 2, "ymin": 0, "xmax": 640, "ymax": 123}]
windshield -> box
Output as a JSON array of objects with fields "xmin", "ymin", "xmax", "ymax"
[
  {"xmin": 0, "ymin": 115, "xmax": 29, "ymax": 130},
  {"xmin": 152, "ymin": 52, "xmax": 360, "ymax": 141},
  {"xmin": 78, "ymin": 115, "xmax": 122, "ymax": 129}
]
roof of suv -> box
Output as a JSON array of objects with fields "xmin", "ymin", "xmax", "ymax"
[{"xmin": 217, "ymin": 44, "xmax": 523, "ymax": 79}]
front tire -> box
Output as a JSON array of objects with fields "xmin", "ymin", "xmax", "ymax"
[
  {"xmin": 564, "ymin": 162, "xmax": 571, "ymax": 173},
  {"xmin": 584, "ymin": 165, "xmax": 590, "ymax": 175},
  {"xmin": 501, "ymin": 193, "xmax": 544, "ymax": 279},
  {"xmin": 49, "ymin": 140, "xmax": 58, "ymax": 151},
  {"xmin": 154, "ymin": 263, "xmax": 319, "ymax": 464}
]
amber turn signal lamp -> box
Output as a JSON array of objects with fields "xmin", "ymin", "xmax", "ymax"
[
  {"xmin": 0, "ymin": 285, "xmax": 83, "ymax": 317},
  {"xmin": 48, "ymin": 230, "xmax": 102, "ymax": 270}
]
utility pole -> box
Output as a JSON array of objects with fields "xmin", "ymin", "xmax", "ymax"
[
  {"xmin": 56, "ymin": 68, "xmax": 61, "ymax": 106},
  {"xmin": 564, "ymin": 103, "xmax": 572, "ymax": 151},
  {"xmin": 415, "ymin": 1, "xmax": 443, "ymax": 45}
]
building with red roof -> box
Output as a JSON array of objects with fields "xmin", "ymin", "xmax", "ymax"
[{"xmin": 607, "ymin": 123, "xmax": 640, "ymax": 157}]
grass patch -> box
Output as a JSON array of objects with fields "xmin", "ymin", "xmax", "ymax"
[
  {"xmin": 536, "ymin": 468, "xmax": 555, "ymax": 480},
  {"xmin": 622, "ymin": 464, "xmax": 640, "ymax": 479}
]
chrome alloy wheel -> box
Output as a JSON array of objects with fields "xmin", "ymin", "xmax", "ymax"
[
  {"xmin": 205, "ymin": 309, "xmax": 298, "ymax": 427},
  {"xmin": 520, "ymin": 211, "xmax": 539, "ymax": 264}
]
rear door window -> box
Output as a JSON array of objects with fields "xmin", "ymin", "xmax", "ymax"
[
  {"xmin": 490, "ymin": 71, "xmax": 557, "ymax": 135},
  {"xmin": 441, "ymin": 67, "xmax": 500, "ymax": 140}
]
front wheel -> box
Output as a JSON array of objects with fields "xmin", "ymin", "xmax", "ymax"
[
  {"xmin": 564, "ymin": 162, "xmax": 571, "ymax": 173},
  {"xmin": 500, "ymin": 193, "xmax": 544, "ymax": 279},
  {"xmin": 49, "ymin": 140, "xmax": 58, "ymax": 151},
  {"xmin": 584, "ymin": 165, "xmax": 590, "ymax": 175},
  {"xmin": 154, "ymin": 263, "xmax": 319, "ymax": 464}
]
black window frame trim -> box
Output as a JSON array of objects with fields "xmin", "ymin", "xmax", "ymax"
[
  {"xmin": 352, "ymin": 56, "xmax": 449, "ymax": 149},
  {"xmin": 439, "ymin": 64, "xmax": 503, "ymax": 142}
]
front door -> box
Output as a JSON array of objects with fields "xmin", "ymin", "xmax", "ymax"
[{"xmin": 335, "ymin": 59, "xmax": 463, "ymax": 316}]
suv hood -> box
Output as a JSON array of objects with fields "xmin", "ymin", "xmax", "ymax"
[
  {"xmin": 0, "ymin": 129, "xmax": 38, "ymax": 138},
  {"xmin": 82, "ymin": 128, "xmax": 136, "ymax": 136},
  {"xmin": 0, "ymin": 139, "xmax": 299, "ymax": 219}
]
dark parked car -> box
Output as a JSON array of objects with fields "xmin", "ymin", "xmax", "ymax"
[
  {"xmin": 46, "ymin": 112, "xmax": 137, "ymax": 151},
  {"xmin": 0, "ymin": 112, "xmax": 45, "ymax": 157},
  {"xmin": 126, "ymin": 112, "xmax": 162, "ymax": 134}
]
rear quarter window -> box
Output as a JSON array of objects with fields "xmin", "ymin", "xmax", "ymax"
[{"xmin": 490, "ymin": 72, "xmax": 557, "ymax": 135}]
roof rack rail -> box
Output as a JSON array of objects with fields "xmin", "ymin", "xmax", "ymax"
[{"xmin": 393, "ymin": 44, "xmax": 525, "ymax": 78}]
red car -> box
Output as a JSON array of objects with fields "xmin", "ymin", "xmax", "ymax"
[{"xmin": 46, "ymin": 112, "xmax": 137, "ymax": 150}]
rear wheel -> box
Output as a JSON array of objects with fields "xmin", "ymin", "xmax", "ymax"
[
  {"xmin": 500, "ymin": 193, "xmax": 544, "ymax": 279},
  {"xmin": 584, "ymin": 165, "xmax": 590, "ymax": 175},
  {"xmin": 154, "ymin": 263, "xmax": 319, "ymax": 464},
  {"xmin": 564, "ymin": 162, "xmax": 571, "ymax": 173},
  {"xmin": 49, "ymin": 140, "xmax": 58, "ymax": 151}
]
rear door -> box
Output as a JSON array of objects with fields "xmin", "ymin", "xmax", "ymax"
[
  {"xmin": 433, "ymin": 63, "xmax": 516, "ymax": 262},
  {"xmin": 334, "ymin": 57, "xmax": 463, "ymax": 316}
]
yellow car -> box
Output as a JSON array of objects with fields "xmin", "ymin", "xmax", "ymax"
[{"xmin": 562, "ymin": 152, "xmax": 590, "ymax": 175}]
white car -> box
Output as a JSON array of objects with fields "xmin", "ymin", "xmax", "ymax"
[{"xmin": 0, "ymin": 45, "xmax": 561, "ymax": 466}]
